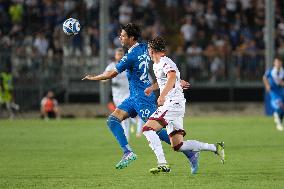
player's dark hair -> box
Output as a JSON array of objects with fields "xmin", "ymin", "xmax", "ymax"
[
  {"xmin": 121, "ymin": 23, "xmax": 141, "ymax": 41},
  {"xmin": 148, "ymin": 36, "xmax": 166, "ymax": 52}
]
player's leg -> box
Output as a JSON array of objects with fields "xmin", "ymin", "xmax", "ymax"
[
  {"xmin": 107, "ymin": 108, "xmax": 131, "ymax": 153},
  {"xmin": 136, "ymin": 102, "xmax": 198, "ymax": 173},
  {"xmin": 136, "ymin": 117, "xmax": 144, "ymax": 137},
  {"xmin": 273, "ymin": 111, "xmax": 284, "ymax": 131},
  {"xmin": 113, "ymin": 95, "xmax": 129, "ymax": 140},
  {"xmin": 129, "ymin": 117, "xmax": 136, "ymax": 134},
  {"xmin": 108, "ymin": 108, "xmax": 137, "ymax": 169},
  {"xmin": 107, "ymin": 98, "xmax": 138, "ymax": 169},
  {"xmin": 142, "ymin": 120, "xmax": 170, "ymax": 174},
  {"xmin": 271, "ymin": 92, "xmax": 284, "ymax": 131},
  {"xmin": 169, "ymin": 131, "xmax": 225, "ymax": 164},
  {"xmin": 121, "ymin": 119, "xmax": 130, "ymax": 140}
]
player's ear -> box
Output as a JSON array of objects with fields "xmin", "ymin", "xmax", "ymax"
[{"xmin": 129, "ymin": 36, "xmax": 135, "ymax": 42}]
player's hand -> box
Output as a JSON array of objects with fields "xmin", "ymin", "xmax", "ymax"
[
  {"xmin": 157, "ymin": 96, "xmax": 165, "ymax": 106},
  {"xmin": 180, "ymin": 80, "xmax": 190, "ymax": 89},
  {"xmin": 144, "ymin": 87, "xmax": 153, "ymax": 96},
  {"xmin": 82, "ymin": 75, "xmax": 94, "ymax": 80}
]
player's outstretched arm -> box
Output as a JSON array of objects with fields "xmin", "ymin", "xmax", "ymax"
[{"xmin": 82, "ymin": 70, "xmax": 118, "ymax": 81}]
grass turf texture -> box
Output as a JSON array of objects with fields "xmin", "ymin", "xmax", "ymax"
[{"xmin": 0, "ymin": 117, "xmax": 284, "ymax": 189}]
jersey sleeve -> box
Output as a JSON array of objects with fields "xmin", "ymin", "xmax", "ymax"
[
  {"xmin": 162, "ymin": 59, "xmax": 177, "ymax": 75},
  {"xmin": 115, "ymin": 54, "xmax": 133, "ymax": 73}
]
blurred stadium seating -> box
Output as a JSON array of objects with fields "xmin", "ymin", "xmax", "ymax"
[{"xmin": 0, "ymin": 0, "xmax": 283, "ymax": 109}]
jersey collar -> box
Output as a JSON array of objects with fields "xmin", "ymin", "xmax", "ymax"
[{"xmin": 128, "ymin": 42, "xmax": 139, "ymax": 53}]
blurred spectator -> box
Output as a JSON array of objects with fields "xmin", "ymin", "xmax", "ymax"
[
  {"xmin": 9, "ymin": 1, "xmax": 23, "ymax": 24},
  {"xmin": 0, "ymin": 72, "xmax": 19, "ymax": 119},
  {"xmin": 40, "ymin": 90, "xmax": 60, "ymax": 119},
  {"xmin": 205, "ymin": 6, "xmax": 217, "ymax": 30},
  {"xmin": 245, "ymin": 39, "xmax": 259, "ymax": 80},
  {"xmin": 174, "ymin": 45, "xmax": 187, "ymax": 79},
  {"xmin": 225, "ymin": 0, "xmax": 238, "ymax": 22},
  {"xmin": 33, "ymin": 32, "xmax": 49, "ymax": 56},
  {"xmin": 118, "ymin": 0, "xmax": 133, "ymax": 25},
  {"xmin": 180, "ymin": 15, "xmax": 196, "ymax": 50},
  {"xmin": 210, "ymin": 56, "xmax": 225, "ymax": 82},
  {"xmin": 186, "ymin": 42, "xmax": 203, "ymax": 81}
]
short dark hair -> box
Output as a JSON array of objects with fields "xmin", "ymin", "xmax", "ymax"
[
  {"xmin": 121, "ymin": 23, "xmax": 141, "ymax": 41},
  {"xmin": 148, "ymin": 36, "xmax": 166, "ymax": 52}
]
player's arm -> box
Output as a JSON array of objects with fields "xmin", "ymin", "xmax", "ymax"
[
  {"xmin": 262, "ymin": 75, "xmax": 271, "ymax": 92},
  {"xmin": 82, "ymin": 70, "xmax": 118, "ymax": 81},
  {"xmin": 144, "ymin": 82, "xmax": 159, "ymax": 96},
  {"xmin": 158, "ymin": 71, "xmax": 176, "ymax": 106}
]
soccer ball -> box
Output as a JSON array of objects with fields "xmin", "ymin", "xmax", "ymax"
[{"xmin": 62, "ymin": 18, "xmax": 80, "ymax": 35}]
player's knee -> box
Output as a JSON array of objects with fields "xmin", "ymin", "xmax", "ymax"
[
  {"xmin": 142, "ymin": 125, "xmax": 154, "ymax": 132},
  {"xmin": 107, "ymin": 115, "xmax": 121, "ymax": 126},
  {"xmin": 172, "ymin": 142, "xmax": 183, "ymax": 151}
]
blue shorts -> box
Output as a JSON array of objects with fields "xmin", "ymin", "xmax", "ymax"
[
  {"xmin": 118, "ymin": 96, "xmax": 157, "ymax": 122},
  {"xmin": 270, "ymin": 90, "xmax": 284, "ymax": 113}
]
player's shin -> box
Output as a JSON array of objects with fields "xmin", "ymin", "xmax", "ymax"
[
  {"xmin": 178, "ymin": 140, "xmax": 217, "ymax": 152},
  {"xmin": 143, "ymin": 127, "xmax": 167, "ymax": 165},
  {"xmin": 157, "ymin": 129, "xmax": 196, "ymax": 160},
  {"xmin": 107, "ymin": 115, "xmax": 132, "ymax": 153},
  {"xmin": 273, "ymin": 112, "xmax": 283, "ymax": 125},
  {"xmin": 156, "ymin": 129, "xmax": 171, "ymax": 144},
  {"xmin": 121, "ymin": 119, "xmax": 130, "ymax": 141},
  {"xmin": 136, "ymin": 118, "xmax": 144, "ymax": 136}
]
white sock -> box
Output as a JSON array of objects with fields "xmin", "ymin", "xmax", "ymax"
[
  {"xmin": 273, "ymin": 112, "xmax": 282, "ymax": 126},
  {"xmin": 179, "ymin": 140, "xmax": 216, "ymax": 152},
  {"xmin": 143, "ymin": 130, "xmax": 167, "ymax": 164},
  {"xmin": 121, "ymin": 119, "xmax": 130, "ymax": 140},
  {"xmin": 136, "ymin": 118, "xmax": 144, "ymax": 135}
]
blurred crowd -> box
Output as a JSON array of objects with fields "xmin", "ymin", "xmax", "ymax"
[{"xmin": 0, "ymin": 0, "xmax": 284, "ymax": 82}]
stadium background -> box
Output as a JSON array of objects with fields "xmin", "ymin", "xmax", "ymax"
[
  {"xmin": 0, "ymin": 0, "xmax": 283, "ymax": 114},
  {"xmin": 1, "ymin": 1, "xmax": 284, "ymax": 189}
]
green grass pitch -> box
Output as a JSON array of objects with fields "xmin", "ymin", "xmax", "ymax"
[{"xmin": 0, "ymin": 116, "xmax": 284, "ymax": 189}]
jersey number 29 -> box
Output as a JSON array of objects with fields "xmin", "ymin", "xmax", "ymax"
[{"xmin": 140, "ymin": 109, "xmax": 151, "ymax": 118}]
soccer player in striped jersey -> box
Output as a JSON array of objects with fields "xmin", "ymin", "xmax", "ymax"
[{"xmin": 142, "ymin": 36, "xmax": 225, "ymax": 174}]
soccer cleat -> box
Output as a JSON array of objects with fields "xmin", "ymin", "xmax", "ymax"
[
  {"xmin": 189, "ymin": 151, "xmax": 200, "ymax": 174},
  {"xmin": 215, "ymin": 142, "xmax": 225, "ymax": 164},
  {"xmin": 149, "ymin": 164, "xmax": 171, "ymax": 174},
  {"xmin": 276, "ymin": 124, "xmax": 284, "ymax": 131},
  {"xmin": 115, "ymin": 151, "xmax": 137, "ymax": 169}
]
